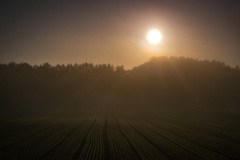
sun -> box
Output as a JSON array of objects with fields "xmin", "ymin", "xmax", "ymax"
[{"xmin": 147, "ymin": 30, "xmax": 162, "ymax": 44}]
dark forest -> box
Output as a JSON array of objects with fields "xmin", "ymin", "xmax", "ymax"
[{"xmin": 1, "ymin": 56, "xmax": 240, "ymax": 115}]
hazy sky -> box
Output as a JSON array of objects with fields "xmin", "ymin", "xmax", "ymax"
[{"xmin": 1, "ymin": 0, "xmax": 240, "ymax": 68}]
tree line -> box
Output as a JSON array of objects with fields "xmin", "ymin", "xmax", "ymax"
[{"xmin": 1, "ymin": 56, "xmax": 240, "ymax": 115}]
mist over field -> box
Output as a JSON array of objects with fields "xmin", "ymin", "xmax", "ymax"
[
  {"xmin": 1, "ymin": 56, "xmax": 240, "ymax": 115},
  {"xmin": 1, "ymin": 0, "xmax": 240, "ymax": 159},
  {"xmin": 1, "ymin": 56, "xmax": 240, "ymax": 159}
]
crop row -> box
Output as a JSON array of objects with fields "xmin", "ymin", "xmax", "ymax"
[{"xmin": 1, "ymin": 114, "xmax": 240, "ymax": 159}]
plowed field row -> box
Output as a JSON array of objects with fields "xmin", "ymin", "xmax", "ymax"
[{"xmin": 0, "ymin": 114, "xmax": 240, "ymax": 160}]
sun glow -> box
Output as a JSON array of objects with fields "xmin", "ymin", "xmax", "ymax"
[{"xmin": 147, "ymin": 30, "xmax": 162, "ymax": 44}]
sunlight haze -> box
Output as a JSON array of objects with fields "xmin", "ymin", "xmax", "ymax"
[{"xmin": 0, "ymin": 1, "xmax": 240, "ymax": 68}]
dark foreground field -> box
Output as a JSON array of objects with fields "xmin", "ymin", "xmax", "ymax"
[{"xmin": 1, "ymin": 109, "xmax": 240, "ymax": 160}]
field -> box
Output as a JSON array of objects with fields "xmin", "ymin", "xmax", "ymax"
[{"xmin": 1, "ymin": 110, "xmax": 240, "ymax": 160}]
